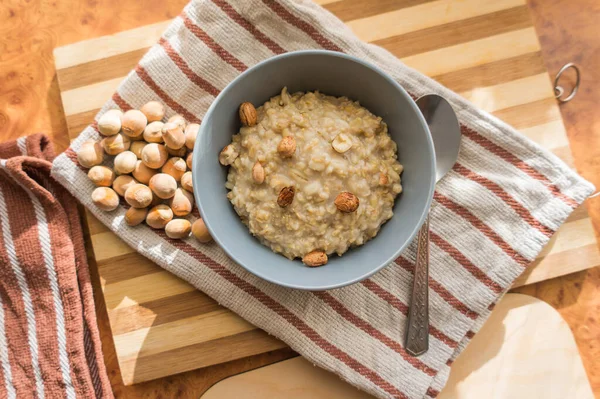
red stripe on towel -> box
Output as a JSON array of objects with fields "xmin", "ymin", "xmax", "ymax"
[
  {"xmin": 461, "ymin": 125, "xmax": 578, "ymax": 208},
  {"xmin": 181, "ymin": 12, "xmax": 247, "ymax": 72},
  {"xmin": 158, "ymin": 37, "xmax": 221, "ymax": 97},
  {"xmin": 434, "ymin": 192, "xmax": 530, "ymax": 267},
  {"xmin": 453, "ymin": 163, "xmax": 555, "ymax": 237},
  {"xmin": 212, "ymin": 0, "xmax": 286, "ymax": 54}
]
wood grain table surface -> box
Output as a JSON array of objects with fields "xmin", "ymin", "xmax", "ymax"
[{"xmin": 1, "ymin": 0, "xmax": 599, "ymax": 397}]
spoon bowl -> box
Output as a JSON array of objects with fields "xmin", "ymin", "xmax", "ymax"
[{"xmin": 417, "ymin": 94, "xmax": 461, "ymax": 182}]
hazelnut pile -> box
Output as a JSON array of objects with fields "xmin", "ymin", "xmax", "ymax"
[
  {"xmin": 78, "ymin": 101, "xmax": 212, "ymax": 243},
  {"xmin": 219, "ymin": 102, "xmax": 363, "ymax": 267}
]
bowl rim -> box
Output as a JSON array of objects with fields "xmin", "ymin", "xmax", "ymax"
[{"xmin": 194, "ymin": 49, "xmax": 436, "ymax": 290}]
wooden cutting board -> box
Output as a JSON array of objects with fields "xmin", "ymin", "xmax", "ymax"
[
  {"xmin": 201, "ymin": 293, "xmax": 594, "ymax": 399},
  {"xmin": 53, "ymin": 0, "xmax": 600, "ymax": 386}
]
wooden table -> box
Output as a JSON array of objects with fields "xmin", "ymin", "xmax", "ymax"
[{"xmin": 1, "ymin": 0, "xmax": 599, "ymax": 396}]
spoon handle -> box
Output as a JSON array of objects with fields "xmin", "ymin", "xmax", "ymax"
[{"xmin": 405, "ymin": 215, "xmax": 430, "ymax": 356}]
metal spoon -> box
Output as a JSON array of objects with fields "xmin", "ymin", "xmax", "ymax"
[{"xmin": 405, "ymin": 94, "xmax": 461, "ymax": 356}]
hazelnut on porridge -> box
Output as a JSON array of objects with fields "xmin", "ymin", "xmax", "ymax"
[{"xmin": 220, "ymin": 87, "xmax": 403, "ymax": 266}]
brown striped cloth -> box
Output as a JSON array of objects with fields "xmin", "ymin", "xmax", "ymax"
[
  {"xmin": 0, "ymin": 134, "xmax": 112, "ymax": 398},
  {"xmin": 51, "ymin": 1, "xmax": 595, "ymax": 398}
]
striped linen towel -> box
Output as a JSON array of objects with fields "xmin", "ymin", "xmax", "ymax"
[
  {"xmin": 51, "ymin": 1, "xmax": 595, "ymax": 398},
  {"xmin": 0, "ymin": 134, "xmax": 112, "ymax": 398}
]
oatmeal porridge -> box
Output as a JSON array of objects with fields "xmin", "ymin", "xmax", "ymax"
[{"xmin": 220, "ymin": 87, "xmax": 403, "ymax": 266}]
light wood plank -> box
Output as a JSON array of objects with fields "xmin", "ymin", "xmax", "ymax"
[
  {"xmin": 104, "ymin": 271, "xmax": 194, "ymax": 310},
  {"xmin": 566, "ymin": 204, "xmax": 589, "ymax": 223},
  {"xmin": 67, "ymin": 109, "xmax": 101, "ymax": 138},
  {"xmin": 54, "ymin": 20, "xmax": 171, "ymax": 69},
  {"xmin": 537, "ymin": 218, "xmax": 597, "ymax": 259},
  {"xmin": 119, "ymin": 329, "xmax": 286, "ymax": 386},
  {"xmin": 202, "ymin": 356, "xmax": 372, "ymax": 399},
  {"xmin": 432, "ymin": 51, "xmax": 545, "ymax": 93},
  {"xmin": 108, "ymin": 291, "xmax": 222, "ymax": 335},
  {"xmin": 401, "ymin": 27, "xmax": 540, "ymax": 77},
  {"xmin": 114, "ymin": 310, "xmax": 258, "ymax": 361},
  {"xmin": 58, "ymin": 47, "xmax": 150, "ymax": 92},
  {"xmin": 514, "ymin": 243, "xmax": 600, "ymax": 288},
  {"xmin": 492, "ymin": 98, "xmax": 562, "ymax": 129},
  {"xmin": 91, "ymin": 231, "xmax": 135, "ymax": 261},
  {"xmin": 87, "ymin": 210, "xmax": 110, "ymax": 235},
  {"xmin": 375, "ymin": 6, "xmax": 532, "ymax": 60},
  {"xmin": 459, "ymin": 73, "xmax": 553, "ymax": 113},
  {"xmin": 98, "ymin": 252, "xmax": 163, "ymax": 283},
  {"xmin": 551, "ymin": 145, "xmax": 575, "ymax": 168},
  {"xmin": 323, "ymin": 0, "xmax": 434, "ymax": 22},
  {"xmin": 313, "ymin": 0, "xmax": 340, "ymax": 5},
  {"xmin": 347, "ymin": 0, "xmax": 524, "ymax": 43},
  {"xmin": 62, "ymin": 77, "xmax": 123, "ymax": 116},
  {"xmin": 520, "ymin": 120, "xmax": 569, "ymax": 150}
]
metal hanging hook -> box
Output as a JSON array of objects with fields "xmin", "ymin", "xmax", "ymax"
[
  {"xmin": 551, "ymin": 63, "xmax": 596, "ymax": 199},
  {"xmin": 554, "ymin": 62, "xmax": 580, "ymax": 103}
]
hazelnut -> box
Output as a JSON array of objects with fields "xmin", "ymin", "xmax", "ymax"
[
  {"xmin": 165, "ymin": 219, "xmax": 192, "ymax": 239},
  {"xmin": 167, "ymin": 114, "xmax": 186, "ymax": 129},
  {"xmin": 91, "ymin": 187, "xmax": 119, "ymax": 211},
  {"xmin": 77, "ymin": 140, "xmax": 104, "ymax": 168},
  {"xmin": 146, "ymin": 204, "xmax": 173, "ymax": 229},
  {"xmin": 302, "ymin": 250, "xmax": 328, "ymax": 267},
  {"xmin": 239, "ymin": 102, "xmax": 257, "ymax": 126},
  {"xmin": 162, "ymin": 122, "xmax": 186, "ymax": 150},
  {"xmin": 130, "ymin": 141, "xmax": 147, "ymax": 159},
  {"xmin": 159, "ymin": 124, "xmax": 183, "ymax": 150},
  {"xmin": 334, "ymin": 192, "xmax": 359, "ymax": 213},
  {"xmin": 192, "ymin": 218, "xmax": 213, "ymax": 243},
  {"xmin": 277, "ymin": 186, "xmax": 295, "ymax": 208},
  {"xmin": 141, "ymin": 143, "xmax": 168, "ymax": 169},
  {"xmin": 219, "ymin": 144, "xmax": 239, "ymax": 166},
  {"xmin": 87, "ymin": 165, "xmax": 115, "ymax": 187},
  {"xmin": 161, "ymin": 157, "xmax": 187, "ymax": 181},
  {"xmin": 140, "ymin": 101, "xmax": 165, "ymax": 122},
  {"xmin": 184, "ymin": 123, "xmax": 199, "ymax": 150},
  {"xmin": 149, "ymin": 173, "xmax": 177, "ymax": 199},
  {"xmin": 121, "ymin": 110, "xmax": 147, "ymax": 138},
  {"xmin": 331, "ymin": 133, "xmax": 353, "ymax": 153},
  {"xmin": 186, "ymin": 152, "xmax": 193, "ymax": 169},
  {"xmin": 143, "ymin": 121, "xmax": 165, "ymax": 143},
  {"xmin": 97, "ymin": 109, "xmax": 122, "ymax": 136},
  {"xmin": 112, "ymin": 175, "xmax": 138, "ymax": 196},
  {"xmin": 113, "ymin": 151, "xmax": 137, "ymax": 175},
  {"xmin": 124, "ymin": 184, "xmax": 153, "ymax": 208},
  {"xmin": 181, "ymin": 171, "xmax": 193, "ymax": 192},
  {"xmin": 252, "ymin": 162, "xmax": 265, "ymax": 184},
  {"xmin": 132, "ymin": 160, "xmax": 158, "ymax": 184},
  {"xmin": 125, "ymin": 207, "xmax": 148, "ymax": 226},
  {"xmin": 277, "ymin": 136, "xmax": 296, "ymax": 158},
  {"xmin": 101, "ymin": 133, "xmax": 130, "ymax": 155},
  {"xmin": 169, "ymin": 188, "xmax": 194, "ymax": 216}
]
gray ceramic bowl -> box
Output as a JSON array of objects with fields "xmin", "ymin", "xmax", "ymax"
[{"xmin": 193, "ymin": 50, "xmax": 435, "ymax": 290}]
